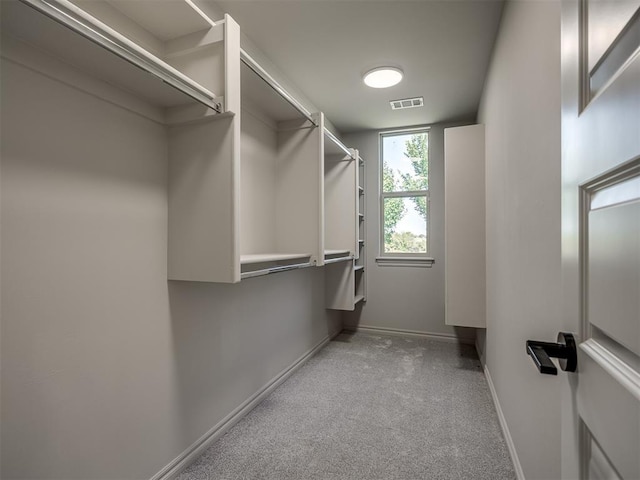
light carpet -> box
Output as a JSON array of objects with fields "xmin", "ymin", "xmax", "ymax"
[{"xmin": 177, "ymin": 332, "xmax": 515, "ymax": 480}]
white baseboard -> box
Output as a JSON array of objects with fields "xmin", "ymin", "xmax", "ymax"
[
  {"xmin": 152, "ymin": 331, "xmax": 338, "ymax": 480},
  {"xmin": 475, "ymin": 334, "xmax": 486, "ymax": 366},
  {"xmin": 343, "ymin": 324, "xmax": 476, "ymax": 345},
  {"xmin": 483, "ymin": 365, "xmax": 525, "ymax": 480}
]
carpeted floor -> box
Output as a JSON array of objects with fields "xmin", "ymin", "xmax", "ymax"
[{"xmin": 177, "ymin": 332, "xmax": 516, "ymax": 480}]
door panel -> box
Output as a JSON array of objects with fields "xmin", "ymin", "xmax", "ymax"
[
  {"xmin": 562, "ymin": 0, "xmax": 640, "ymax": 478},
  {"xmin": 588, "ymin": 185, "xmax": 640, "ymax": 355}
]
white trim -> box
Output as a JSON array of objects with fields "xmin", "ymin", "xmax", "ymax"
[
  {"xmin": 383, "ymin": 190, "xmax": 429, "ymax": 198},
  {"xmin": 474, "ymin": 333, "xmax": 486, "ymax": 366},
  {"xmin": 483, "ymin": 365, "xmax": 526, "ymax": 480},
  {"xmin": 375, "ymin": 256, "xmax": 434, "ymax": 267},
  {"xmin": 590, "ymin": 174, "xmax": 640, "ymax": 211},
  {"xmin": 152, "ymin": 331, "xmax": 339, "ymax": 480},
  {"xmin": 378, "ymin": 125, "xmax": 433, "ymax": 136},
  {"xmin": 342, "ymin": 324, "xmax": 475, "ymax": 345},
  {"xmin": 580, "ymin": 339, "xmax": 640, "ymax": 402},
  {"xmin": 379, "ymin": 128, "xmax": 431, "ymax": 258}
]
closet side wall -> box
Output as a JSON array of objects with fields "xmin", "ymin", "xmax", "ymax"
[{"xmin": 0, "ymin": 53, "xmax": 340, "ymax": 479}]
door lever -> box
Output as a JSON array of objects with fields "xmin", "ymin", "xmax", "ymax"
[{"xmin": 526, "ymin": 332, "xmax": 577, "ymax": 375}]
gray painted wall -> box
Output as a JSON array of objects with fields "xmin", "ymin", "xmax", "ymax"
[
  {"xmin": 477, "ymin": 2, "xmax": 562, "ymax": 478},
  {"xmin": 343, "ymin": 126, "xmax": 474, "ymax": 343},
  {"xmin": 0, "ymin": 54, "xmax": 340, "ymax": 479}
]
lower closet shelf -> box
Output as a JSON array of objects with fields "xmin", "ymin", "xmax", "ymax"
[{"xmin": 240, "ymin": 253, "xmax": 313, "ymax": 279}]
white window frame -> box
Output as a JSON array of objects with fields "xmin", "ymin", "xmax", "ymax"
[{"xmin": 377, "ymin": 127, "xmax": 434, "ymax": 267}]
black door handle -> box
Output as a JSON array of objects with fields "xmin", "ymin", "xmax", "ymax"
[{"xmin": 526, "ymin": 332, "xmax": 577, "ymax": 375}]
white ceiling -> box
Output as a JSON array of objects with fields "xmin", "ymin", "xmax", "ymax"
[{"xmin": 209, "ymin": 0, "xmax": 504, "ymax": 133}]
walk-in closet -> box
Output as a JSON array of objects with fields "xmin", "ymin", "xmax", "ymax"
[{"xmin": 4, "ymin": 0, "xmax": 621, "ymax": 478}]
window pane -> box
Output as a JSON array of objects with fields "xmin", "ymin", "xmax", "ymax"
[
  {"xmin": 383, "ymin": 196, "xmax": 427, "ymax": 254},
  {"xmin": 382, "ymin": 132, "xmax": 428, "ymax": 193}
]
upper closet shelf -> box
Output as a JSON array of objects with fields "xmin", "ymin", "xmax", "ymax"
[
  {"xmin": 2, "ymin": 0, "xmax": 223, "ymax": 112},
  {"xmin": 241, "ymin": 49, "xmax": 316, "ymax": 125},
  {"xmin": 324, "ymin": 128, "xmax": 355, "ymax": 159}
]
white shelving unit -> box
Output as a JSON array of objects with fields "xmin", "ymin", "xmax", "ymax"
[
  {"xmin": 3, "ymin": 0, "xmax": 357, "ymax": 285},
  {"xmin": 1, "ymin": 0, "xmax": 250, "ymax": 281},
  {"xmin": 169, "ymin": 46, "xmax": 323, "ymax": 282},
  {"xmin": 169, "ymin": 38, "xmax": 323, "ymax": 282},
  {"xmin": 355, "ymin": 153, "xmax": 367, "ymax": 305},
  {"xmin": 236, "ymin": 53, "xmax": 322, "ymax": 280},
  {"xmin": 5, "ymin": 0, "xmax": 323, "ymax": 283},
  {"xmin": 325, "ymin": 139, "xmax": 366, "ymax": 311}
]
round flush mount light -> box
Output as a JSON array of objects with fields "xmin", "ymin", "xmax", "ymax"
[{"xmin": 363, "ymin": 67, "xmax": 404, "ymax": 88}]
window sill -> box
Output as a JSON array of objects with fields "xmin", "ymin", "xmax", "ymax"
[{"xmin": 375, "ymin": 257, "xmax": 435, "ymax": 267}]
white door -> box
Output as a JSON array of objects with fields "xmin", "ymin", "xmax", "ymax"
[{"xmin": 561, "ymin": 1, "xmax": 640, "ymax": 478}]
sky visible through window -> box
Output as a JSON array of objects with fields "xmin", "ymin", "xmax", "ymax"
[{"xmin": 382, "ymin": 133, "xmax": 427, "ymax": 239}]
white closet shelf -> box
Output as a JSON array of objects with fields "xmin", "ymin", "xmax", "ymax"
[
  {"xmin": 354, "ymin": 265, "xmax": 365, "ymax": 272},
  {"xmin": 3, "ymin": 0, "xmax": 222, "ymax": 112},
  {"xmin": 354, "ymin": 294, "xmax": 365, "ymax": 305}
]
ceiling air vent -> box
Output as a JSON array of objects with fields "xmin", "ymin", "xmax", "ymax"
[{"xmin": 390, "ymin": 96, "xmax": 424, "ymax": 110}]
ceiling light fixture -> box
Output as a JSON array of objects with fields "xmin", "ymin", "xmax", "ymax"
[{"xmin": 363, "ymin": 67, "xmax": 403, "ymax": 89}]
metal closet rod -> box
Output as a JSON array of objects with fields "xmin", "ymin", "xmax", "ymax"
[
  {"xmin": 21, "ymin": 0, "xmax": 221, "ymax": 112},
  {"xmin": 240, "ymin": 49, "xmax": 318, "ymax": 127},
  {"xmin": 324, "ymin": 128, "xmax": 355, "ymax": 159}
]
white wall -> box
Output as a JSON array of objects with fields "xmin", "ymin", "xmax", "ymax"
[
  {"xmin": 343, "ymin": 126, "xmax": 475, "ymax": 343},
  {"xmin": 477, "ymin": 2, "xmax": 562, "ymax": 479},
  {"xmin": 0, "ymin": 50, "xmax": 340, "ymax": 478}
]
